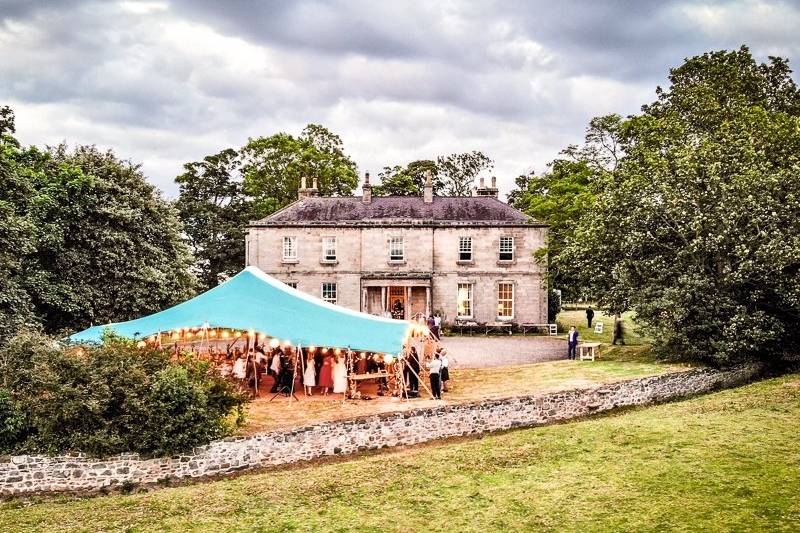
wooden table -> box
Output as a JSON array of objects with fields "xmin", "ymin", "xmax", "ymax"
[
  {"xmin": 578, "ymin": 342, "xmax": 601, "ymax": 361},
  {"xmin": 520, "ymin": 323, "xmax": 558, "ymax": 336}
]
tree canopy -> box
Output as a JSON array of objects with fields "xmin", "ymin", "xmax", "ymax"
[
  {"xmin": 564, "ymin": 46, "xmax": 800, "ymax": 365},
  {"xmin": 373, "ymin": 151, "xmax": 493, "ymax": 197},
  {"xmin": 240, "ymin": 124, "xmax": 358, "ymax": 217},
  {"xmin": 0, "ymin": 106, "xmax": 196, "ymax": 342}
]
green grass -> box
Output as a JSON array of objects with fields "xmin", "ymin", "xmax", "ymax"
[
  {"xmin": 4, "ymin": 375, "xmax": 798, "ymax": 532},
  {"xmin": 557, "ymin": 308, "xmax": 650, "ymax": 346}
]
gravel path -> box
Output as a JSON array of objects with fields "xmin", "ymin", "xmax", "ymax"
[{"xmin": 439, "ymin": 335, "xmax": 567, "ymax": 368}]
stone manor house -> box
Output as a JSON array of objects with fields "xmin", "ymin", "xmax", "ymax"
[{"xmin": 246, "ymin": 173, "xmax": 549, "ymax": 325}]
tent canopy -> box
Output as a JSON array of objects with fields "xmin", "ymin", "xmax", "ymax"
[{"xmin": 69, "ymin": 266, "xmax": 413, "ymax": 354}]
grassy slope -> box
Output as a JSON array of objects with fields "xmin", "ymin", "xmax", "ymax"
[{"xmin": 3, "ymin": 375, "xmax": 798, "ymax": 532}]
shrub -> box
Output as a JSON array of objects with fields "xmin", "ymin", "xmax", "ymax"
[{"xmin": 0, "ymin": 331, "xmax": 248, "ymax": 457}]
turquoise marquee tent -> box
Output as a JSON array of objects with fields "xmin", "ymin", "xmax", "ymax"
[{"xmin": 69, "ymin": 266, "xmax": 413, "ymax": 355}]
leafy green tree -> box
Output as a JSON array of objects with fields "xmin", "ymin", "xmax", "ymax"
[
  {"xmin": 25, "ymin": 144, "xmax": 196, "ymax": 333},
  {"xmin": 510, "ymin": 160, "xmax": 597, "ymax": 301},
  {"xmin": 241, "ymin": 124, "xmax": 358, "ymax": 217},
  {"xmin": 565, "ymin": 46, "xmax": 800, "ymax": 365},
  {"xmin": 437, "ymin": 151, "xmax": 493, "ymax": 196},
  {"xmin": 175, "ymin": 149, "xmax": 251, "ymax": 290},
  {"xmin": 372, "ymin": 159, "xmax": 443, "ymax": 196},
  {"xmin": 0, "ymin": 106, "xmax": 38, "ymax": 342}
]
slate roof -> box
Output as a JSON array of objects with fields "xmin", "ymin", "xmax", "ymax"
[{"xmin": 250, "ymin": 196, "xmax": 543, "ymax": 227}]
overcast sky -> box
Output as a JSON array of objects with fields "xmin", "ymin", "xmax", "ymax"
[{"xmin": 2, "ymin": 0, "xmax": 799, "ymax": 197}]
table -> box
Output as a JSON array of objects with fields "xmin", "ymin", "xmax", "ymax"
[
  {"xmin": 578, "ymin": 342, "xmax": 601, "ymax": 361},
  {"xmin": 521, "ymin": 323, "xmax": 558, "ymax": 336}
]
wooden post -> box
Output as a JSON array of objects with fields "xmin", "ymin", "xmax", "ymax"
[
  {"xmin": 407, "ymin": 286, "xmax": 412, "ymax": 320},
  {"xmin": 425, "ymin": 286, "xmax": 431, "ymax": 317}
]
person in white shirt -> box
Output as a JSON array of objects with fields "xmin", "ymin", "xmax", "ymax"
[
  {"xmin": 427, "ymin": 352, "xmax": 442, "ymax": 399},
  {"xmin": 439, "ymin": 349, "xmax": 450, "ymax": 392},
  {"xmin": 232, "ymin": 355, "xmax": 246, "ymax": 380},
  {"xmin": 433, "ymin": 313, "xmax": 442, "ymax": 340}
]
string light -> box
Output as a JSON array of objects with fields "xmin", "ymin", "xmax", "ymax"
[
  {"xmin": 269, "ymin": 338, "xmax": 280, "ymax": 349},
  {"xmin": 322, "ymin": 347, "xmax": 329, "ymax": 354},
  {"xmin": 384, "ymin": 355, "xmax": 393, "ymax": 364},
  {"xmin": 221, "ymin": 330, "xmax": 230, "ymax": 339},
  {"xmin": 308, "ymin": 346, "xmax": 316, "ymax": 352},
  {"xmin": 257, "ymin": 334, "xmax": 266, "ymax": 342},
  {"xmin": 136, "ymin": 341, "xmax": 146, "ymax": 348},
  {"xmin": 334, "ymin": 348, "xmax": 341, "ymax": 356},
  {"xmin": 209, "ymin": 329, "xmax": 217, "ymax": 338}
]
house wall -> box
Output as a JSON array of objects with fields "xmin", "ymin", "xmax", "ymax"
[{"xmin": 246, "ymin": 223, "xmax": 548, "ymax": 324}]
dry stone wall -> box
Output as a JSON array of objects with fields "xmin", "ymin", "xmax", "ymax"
[{"xmin": 0, "ymin": 364, "xmax": 761, "ymax": 496}]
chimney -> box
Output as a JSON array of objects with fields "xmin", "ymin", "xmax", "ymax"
[
  {"xmin": 423, "ymin": 169, "xmax": 434, "ymax": 203},
  {"xmin": 298, "ymin": 176, "xmax": 319, "ymax": 199},
  {"xmin": 474, "ymin": 175, "xmax": 499, "ymax": 198},
  {"xmin": 361, "ymin": 171, "xmax": 372, "ymax": 204}
]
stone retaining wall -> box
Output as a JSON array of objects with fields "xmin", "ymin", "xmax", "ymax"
[{"xmin": 0, "ymin": 364, "xmax": 761, "ymax": 496}]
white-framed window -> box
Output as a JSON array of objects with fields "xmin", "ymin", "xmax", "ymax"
[
  {"xmin": 457, "ymin": 283, "xmax": 473, "ymax": 319},
  {"xmin": 458, "ymin": 237, "xmax": 473, "ymax": 261},
  {"xmin": 285, "ymin": 281, "xmax": 298, "ymax": 289},
  {"xmin": 322, "ymin": 236, "xmax": 337, "ymax": 262},
  {"xmin": 389, "ymin": 236, "xmax": 404, "ymax": 261},
  {"xmin": 321, "ymin": 282, "xmax": 337, "ymax": 304},
  {"xmin": 497, "ymin": 282, "xmax": 514, "ymax": 319},
  {"xmin": 282, "ymin": 236, "xmax": 297, "ymax": 261},
  {"xmin": 499, "ymin": 236, "xmax": 514, "ymax": 261}
]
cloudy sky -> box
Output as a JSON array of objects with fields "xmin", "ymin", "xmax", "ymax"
[{"xmin": 2, "ymin": 0, "xmax": 799, "ymax": 197}]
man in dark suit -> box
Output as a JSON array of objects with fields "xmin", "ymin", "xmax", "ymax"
[
  {"xmin": 567, "ymin": 326, "xmax": 579, "ymax": 360},
  {"xmin": 586, "ymin": 306, "xmax": 595, "ymax": 328}
]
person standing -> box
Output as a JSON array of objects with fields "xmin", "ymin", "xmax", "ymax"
[
  {"xmin": 333, "ymin": 354, "xmax": 348, "ymax": 394},
  {"xmin": 427, "ymin": 352, "xmax": 442, "ymax": 399},
  {"xmin": 269, "ymin": 348, "xmax": 282, "ymax": 393},
  {"xmin": 586, "ymin": 306, "xmax": 595, "ymax": 328},
  {"xmin": 439, "ymin": 349, "xmax": 450, "ymax": 392},
  {"xmin": 405, "ymin": 346, "xmax": 420, "ymax": 395},
  {"xmin": 612, "ymin": 314, "xmax": 625, "ymax": 345},
  {"xmin": 318, "ymin": 352, "xmax": 334, "ymax": 396},
  {"xmin": 567, "ymin": 326, "xmax": 579, "ymax": 360},
  {"xmin": 427, "ymin": 315, "xmax": 438, "ymax": 340},
  {"xmin": 433, "ymin": 313, "xmax": 442, "ymax": 340},
  {"xmin": 302, "ymin": 352, "xmax": 316, "ymax": 396}
]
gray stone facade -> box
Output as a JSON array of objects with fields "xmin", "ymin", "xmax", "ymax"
[
  {"xmin": 246, "ymin": 175, "xmax": 549, "ymax": 325},
  {"xmin": 0, "ymin": 364, "xmax": 761, "ymax": 496}
]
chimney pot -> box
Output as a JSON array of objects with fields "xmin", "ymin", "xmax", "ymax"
[
  {"xmin": 491, "ymin": 176, "xmax": 497, "ymax": 188},
  {"xmin": 362, "ymin": 171, "xmax": 372, "ymax": 204},
  {"xmin": 423, "ymin": 170, "xmax": 433, "ymax": 203},
  {"xmin": 479, "ymin": 176, "xmax": 485, "ymax": 188}
]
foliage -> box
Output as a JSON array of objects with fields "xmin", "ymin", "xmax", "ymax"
[
  {"xmin": 175, "ymin": 148, "xmax": 252, "ymax": 290},
  {"xmin": 509, "ymin": 159, "xmax": 599, "ymax": 301},
  {"xmin": 240, "ymin": 124, "xmax": 358, "ymax": 218},
  {"xmin": 372, "ymin": 159, "xmax": 442, "ymax": 196},
  {"xmin": 28, "ymin": 144, "xmax": 196, "ymax": 334},
  {"xmin": 564, "ymin": 46, "xmax": 800, "ymax": 365},
  {"xmin": 0, "ymin": 331, "xmax": 247, "ymax": 457},
  {"xmin": 0, "ymin": 106, "xmax": 38, "ymax": 341},
  {"xmin": 0, "ymin": 107, "xmax": 197, "ymax": 342},
  {"xmin": 373, "ymin": 152, "xmax": 493, "ymax": 197},
  {"xmin": 437, "ymin": 150, "xmax": 493, "ymax": 196}
]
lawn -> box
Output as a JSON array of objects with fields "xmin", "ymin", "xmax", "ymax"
[
  {"xmin": 4, "ymin": 374, "xmax": 798, "ymax": 532},
  {"xmin": 557, "ymin": 308, "xmax": 650, "ymax": 346},
  {"xmin": 241, "ymin": 349, "xmax": 683, "ymax": 434}
]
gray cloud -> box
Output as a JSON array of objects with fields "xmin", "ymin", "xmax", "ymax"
[{"xmin": 1, "ymin": 0, "xmax": 799, "ymax": 195}]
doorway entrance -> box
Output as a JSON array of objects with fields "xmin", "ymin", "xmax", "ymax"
[{"xmin": 389, "ymin": 287, "xmax": 406, "ymax": 319}]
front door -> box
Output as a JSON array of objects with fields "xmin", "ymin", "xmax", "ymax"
[{"xmin": 389, "ymin": 287, "xmax": 406, "ymax": 319}]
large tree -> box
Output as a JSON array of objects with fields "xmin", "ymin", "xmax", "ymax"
[
  {"xmin": 0, "ymin": 106, "xmax": 37, "ymax": 341},
  {"xmin": 437, "ymin": 151, "xmax": 493, "ymax": 196},
  {"xmin": 565, "ymin": 46, "xmax": 800, "ymax": 365},
  {"xmin": 240, "ymin": 124, "xmax": 358, "ymax": 217},
  {"xmin": 24, "ymin": 143, "xmax": 196, "ymax": 334},
  {"xmin": 175, "ymin": 149, "xmax": 250, "ymax": 290}
]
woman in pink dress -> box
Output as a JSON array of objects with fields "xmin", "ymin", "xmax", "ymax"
[{"xmin": 318, "ymin": 353, "xmax": 334, "ymax": 396}]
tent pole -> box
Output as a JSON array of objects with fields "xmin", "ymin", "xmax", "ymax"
[{"xmin": 289, "ymin": 344, "xmax": 300, "ymax": 403}]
